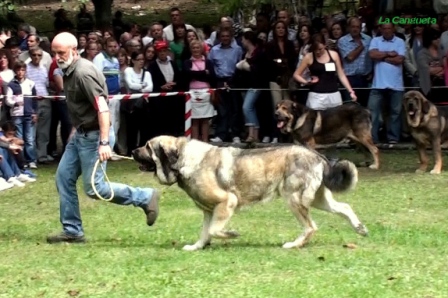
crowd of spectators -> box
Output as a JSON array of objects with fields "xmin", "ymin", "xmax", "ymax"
[{"xmin": 0, "ymin": 4, "xmax": 446, "ymax": 191}]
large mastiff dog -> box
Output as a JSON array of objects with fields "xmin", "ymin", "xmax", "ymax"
[
  {"xmin": 275, "ymin": 100, "xmax": 380, "ymax": 170},
  {"xmin": 403, "ymin": 90, "xmax": 448, "ymax": 174},
  {"xmin": 132, "ymin": 136, "xmax": 368, "ymax": 251}
]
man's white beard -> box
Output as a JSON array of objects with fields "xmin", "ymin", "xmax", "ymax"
[{"xmin": 57, "ymin": 50, "xmax": 74, "ymax": 69}]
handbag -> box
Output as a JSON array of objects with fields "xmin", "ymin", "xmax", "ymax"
[{"xmin": 120, "ymin": 70, "xmax": 147, "ymax": 113}]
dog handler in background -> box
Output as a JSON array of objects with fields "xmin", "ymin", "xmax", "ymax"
[
  {"xmin": 46, "ymin": 32, "xmax": 161, "ymax": 244},
  {"xmin": 293, "ymin": 33, "xmax": 357, "ymax": 110},
  {"xmin": 293, "ymin": 33, "xmax": 357, "ymax": 160}
]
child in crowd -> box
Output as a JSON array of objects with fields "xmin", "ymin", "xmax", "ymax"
[
  {"xmin": 0, "ymin": 121, "xmax": 36, "ymax": 190},
  {"xmin": 0, "ymin": 121, "xmax": 37, "ymax": 178},
  {"xmin": 5, "ymin": 61, "xmax": 38, "ymax": 169}
]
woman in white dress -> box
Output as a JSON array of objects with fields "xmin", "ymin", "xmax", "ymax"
[{"xmin": 182, "ymin": 40, "xmax": 216, "ymax": 142}]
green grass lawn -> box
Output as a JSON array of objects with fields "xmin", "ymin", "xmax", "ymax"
[{"xmin": 1, "ymin": 150, "xmax": 448, "ymax": 297}]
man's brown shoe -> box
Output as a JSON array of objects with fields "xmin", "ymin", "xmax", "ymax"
[
  {"xmin": 142, "ymin": 190, "xmax": 160, "ymax": 226},
  {"xmin": 46, "ymin": 232, "xmax": 86, "ymax": 244}
]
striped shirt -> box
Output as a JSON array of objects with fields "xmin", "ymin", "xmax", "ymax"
[{"xmin": 26, "ymin": 63, "xmax": 48, "ymax": 96}]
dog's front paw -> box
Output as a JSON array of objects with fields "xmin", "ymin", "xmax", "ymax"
[
  {"xmin": 182, "ymin": 244, "xmax": 200, "ymax": 251},
  {"xmin": 282, "ymin": 241, "xmax": 301, "ymax": 249},
  {"xmin": 224, "ymin": 230, "xmax": 240, "ymax": 238},
  {"xmin": 415, "ymin": 168, "xmax": 426, "ymax": 174},
  {"xmin": 430, "ymin": 169, "xmax": 441, "ymax": 174},
  {"xmin": 355, "ymin": 224, "xmax": 368, "ymax": 236},
  {"xmin": 368, "ymin": 164, "xmax": 379, "ymax": 170}
]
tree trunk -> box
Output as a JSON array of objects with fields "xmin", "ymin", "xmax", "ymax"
[{"xmin": 92, "ymin": 0, "xmax": 113, "ymax": 31}]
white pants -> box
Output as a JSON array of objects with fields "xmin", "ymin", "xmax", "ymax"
[{"xmin": 306, "ymin": 91, "xmax": 342, "ymax": 110}]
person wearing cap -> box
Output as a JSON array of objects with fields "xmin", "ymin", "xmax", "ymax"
[{"xmin": 147, "ymin": 40, "xmax": 184, "ymax": 137}]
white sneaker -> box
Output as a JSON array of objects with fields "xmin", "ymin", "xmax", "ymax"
[
  {"xmin": 46, "ymin": 155, "xmax": 54, "ymax": 162},
  {"xmin": 271, "ymin": 138, "xmax": 278, "ymax": 144},
  {"xmin": 232, "ymin": 137, "xmax": 241, "ymax": 144},
  {"xmin": 17, "ymin": 174, "xmax": 36, "ymax": 183},
  {"xmin": 210, "ymin": 137, "xmax": 223, "ymax": 143},
  {"xmin": 8, "ymin": 177, "xmax": 25, "ymax": 187},
  {"xmin": 0, "ymin": 178, "xmax": 14, "ymax": 191},
  {"xmin": 262, "ymin": 137, "xmax": 270, "ymax": 143},
  {"xmin": 29, "ymin": 162, "xmax": 37, "ymax": 169}
]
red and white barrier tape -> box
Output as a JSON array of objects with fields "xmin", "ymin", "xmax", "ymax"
[{"xmin": 5, "ymin": 85, "xmax": 447, "ymax": 139}]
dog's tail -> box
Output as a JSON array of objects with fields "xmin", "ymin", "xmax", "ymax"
[{"xmin": 322, "ymin": 159, "xmax": 358, "ymax": 193}]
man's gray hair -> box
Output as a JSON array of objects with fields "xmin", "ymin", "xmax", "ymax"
[
  {"xmin": 28, "ymin": 33, "xmax": 41, "ymax": 42},
  {"xmin": 125, "ymin": 39, "xmax": 139, "ymax": 47},
  {"xmin": 29, "ymin": 46, "xmax": 43, "ymax": 54},
  {"xmin": 18, "ymin": 24, "xmax": 30, "ymax": 34}
]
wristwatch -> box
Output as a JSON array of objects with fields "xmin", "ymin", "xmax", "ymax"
[{"xmin": 99, "ymin": 140, "xmax": 109, "ymax": 146}]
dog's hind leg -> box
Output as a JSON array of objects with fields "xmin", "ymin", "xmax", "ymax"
[
  {"xmin": 430, "ymin": 136, "xmax": 442, "ymax": 174},
  {"xmin": 283, "ymin": 191, "xmax": 318, "ymax": 249},
  {"xmin": 183, "ymin": 211, "xmax": 213, "ymax": 251},
  {"xmin": 312, "ymin": 186, "xmax": 368, "ymax": 236},
  {"xmin": 348, "ymin": 132, "xmax": 380, "ymax": 170},
  {"xmin": 208, "ymin": 192, "xmax": 240, "ymax": 240}
]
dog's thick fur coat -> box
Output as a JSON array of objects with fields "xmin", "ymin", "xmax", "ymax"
[
  {"xmin": 403, "ymin": 90, "xmax": 448, "ymax": 174},
  {"xmin": 275, "ymin": 100, "xmax": 380, "ymax": 170},
  {"xmin": 132, "ymin": 136, "xmax": 368, "ymax": 251}
]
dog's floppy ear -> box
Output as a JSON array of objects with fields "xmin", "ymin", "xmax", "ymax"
[
  {"xmin": 159, "ymin": 144, "xmax": 179, "ymax": 169},
  {"xmin": 291, "ymin": 101, "xmax": 303, "ymax": 115},
  {"xmin": 421, "ymin": 99, "xmax": 430, "ymax": 115}
]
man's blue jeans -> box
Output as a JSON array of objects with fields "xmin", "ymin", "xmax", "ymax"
[
  {"xmin": 0, "ymin": 147, "xmax": 21, "ymax": 179},
  {"xmin": 367, "ymin": 89, "xmax": 403, "ymax": 143},
  {"xmin": 55, "ymin": 127, "xmax": 156, "ymax": 237},
  {"xmin": 12, "ymin": 115, "xmax": 36, "ymax": 163}
]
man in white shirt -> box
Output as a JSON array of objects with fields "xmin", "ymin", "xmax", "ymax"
[
  {"xmin": 26, "ymin": 46, "xmax": 52, "ymax": 164},
  {"xmin": 93, "ymin": 37, "xmax": 123, "ymax": 158},
  {"xmin": 142, "ymin": 22, "xmax": 167, "ymax": 46},
  {"xmin": 18, "ymin": 34, "xmax": 52, "ymax": 70},
  {"xmin": 163, "ymin": 7, "xmax": 195, "ymax": 42}
]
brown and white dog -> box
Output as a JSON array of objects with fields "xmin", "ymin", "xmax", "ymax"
[{"xmin": 403, "ymin": 90, "xmax": 448, "ymax": 174}]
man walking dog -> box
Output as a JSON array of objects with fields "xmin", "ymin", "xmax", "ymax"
[{"xmin": 46, "ymin": 32, "xmax": 160, "ymax": 244}]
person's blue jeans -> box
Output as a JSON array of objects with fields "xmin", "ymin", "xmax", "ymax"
[
  {"xmin": 12, "ymin": 115, "xmax": 36, "ymax": 163},
  {"xmin": 55, "ymin": 127, "xmax": 156, "ymax": 237},
  {"xmin": 0, "ymin": 147, "xmax": 21, "ymax": 179},
  {"xmin": 367, "ymin": 89, "xmax": 403, "ymax": 143},
  {"xmin": 242, "ymin": 89, "xmax": 261, "ymax": 127}
]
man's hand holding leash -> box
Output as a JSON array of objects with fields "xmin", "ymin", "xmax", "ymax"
[
  {"xmin": 99, "ymin": 142, "xmax": 112, "ymax": 161},
  {"xmin": 96, "ymin": 95, "xmax": 112, "ymax": 162}
]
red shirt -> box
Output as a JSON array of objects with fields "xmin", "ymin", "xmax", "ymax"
[{"xmin": 48, "ymin": 58, "xmax": 58, "ymax": 83}]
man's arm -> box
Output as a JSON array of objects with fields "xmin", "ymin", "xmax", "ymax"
[
  {"xmin": 384, "ymin": 55, "xmax": 404, "ymax": 65},
  {"xmin": 97, "ymin": 101, "xmax": 110, "ymax": 142},
  {"xmin": 384, "ymin": 38, "xmax": 406, "ymax": 65},
  {"xmin": 368, "ymin": 37, "xmax": 388, "ymax": 61},
  {"xmin": 78, "ymin": 71, "xmax": 110, "ymax": 142},
  {"xmin": 341, "ymin": 36, "xmax": 369, "ymax": 62}
]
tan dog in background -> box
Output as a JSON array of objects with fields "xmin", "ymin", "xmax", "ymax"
[{"xmin": 403, "ymin": 90, "xmax": 448, "ymax": 174}]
